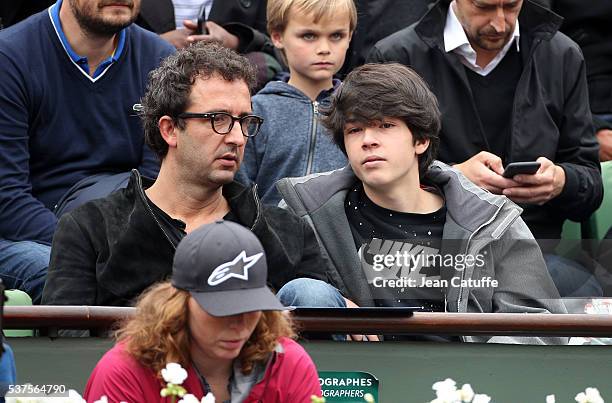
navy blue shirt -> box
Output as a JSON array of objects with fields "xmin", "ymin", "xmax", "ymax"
[{"xmin": 0, "ymin": 6, "xmax": 175, "ymax": 244}]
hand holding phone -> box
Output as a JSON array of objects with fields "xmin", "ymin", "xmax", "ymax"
[
  {"xmin": 195, "ymin": 17, "xmax": 208, "ymax": 35},
  {"xmin": 502, "ymin": 161, "xmax": 541, "ymax": 178}
]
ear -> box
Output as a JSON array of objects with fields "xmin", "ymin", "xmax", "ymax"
[
  {"xmin": 270, "ymin": 30, "xmax": 284, "ymax": 49},
  {"xmin": 159, "ymin": 115, "xmax": 179, "ymax": 149},
  {"xmin": 414, "ymin": 138, "xmax": 430, "ymax": 155}
]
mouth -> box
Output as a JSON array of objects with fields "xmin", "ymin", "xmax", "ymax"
[
  {"xmin": 312, "ymin": 62, "xmax": 334, "ymax": 67},
  {"xmin": 100, "ymin": 1, "xmax": 133, "ymax": 8},
  {"xmin": 218, "ymin": 153, "xmax": 237, "ymax": 161},
  {"xmin": 219, "ymin": 339, "xmax": 244, "ymax": 350},
  {"xmin": 481, "ymin": 33, "xmax": 507, "ymax": 40},
  {"xmin": 362, "ymin": 156, "xmax": 385, "ymax": 166},
  {"xmin": 216, "ymin": 153, "xmax": 239, "ymax": 167}
]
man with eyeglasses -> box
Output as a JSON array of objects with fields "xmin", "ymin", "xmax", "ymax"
[{"xmin": 42, "ymin": 42, "xmax": 329, "ymax": 309}]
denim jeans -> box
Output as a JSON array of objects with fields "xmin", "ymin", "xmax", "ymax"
[
  {"xmin": 544, "ymin": 253, "xmax": 603, "ymax": 298},
  {"xmin": 0, "ymin": 239, "xmax": 50, "ymax": 304},
  {"xmin": 595, "ymin": 113, "xmax": 612, "ymax": 125},
  {"xmin": 277, "ymin": 278, "xmax": 347, "ymax": 341},
  {"xmin": 277, "ymin": 278, "xmax": 346, "ymax": 308}
]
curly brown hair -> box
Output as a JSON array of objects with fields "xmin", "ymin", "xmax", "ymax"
[
  {"xmin": 141, "ymin": 41, "xmax": 257, "ymax": 161},
  {"xmin": 116, "ymin": 282, "xmax": 295, "ymax": 376}
]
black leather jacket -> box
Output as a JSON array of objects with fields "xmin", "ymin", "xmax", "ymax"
[{"xmin": 42, "ymin": 170, "xmax": 328, "ymax": 307}]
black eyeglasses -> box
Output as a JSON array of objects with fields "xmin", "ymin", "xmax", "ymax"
[{"xmin": 178, "ymin": 112, "xmax": 264, "ymax": 138}]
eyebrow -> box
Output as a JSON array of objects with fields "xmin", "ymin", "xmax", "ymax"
[{"xmin": 473, "ymin": 0, "xmax": 520, "ymax": 7}]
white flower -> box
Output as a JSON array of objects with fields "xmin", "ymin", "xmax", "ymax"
[
  {"xmin": 432, "ymin": 378, "xmax": 457, "ymax": 393},
  {"xmin": 201, "ymin": 392, "xmax": 216, "ymax": 403},
  {"xmin": 178, "ymin": 395, "xmax": 201, "ymax": 403},
  {"xmin": 575, "ymin": 387, "xmax": 604, "ymax": 403},
  {"xmin": 472, "ymin": 394, "xmax": 491, "ymax": 403},
  {"xmin": 6, "ymin": 390, "xmax": 88, "ymax": 403},
  {"xmin": 5, "ymin": 398, "xmax": 41, "ymax": 403},
  {"xmin": 93, "ymin": 396, "xmax": 108, "ymax": 403},
  {"xmin": 431, "ymin": 378, "xmax": 461, "ymax": 403},
  {"xmin": 161, "ymin": 362, "xmax": 189, "ymax": 385},
  {"xmin": 546, "ymin": 394, "xmax": 556, "ymax": 403},
  {"xmin": 178, "ymin": 393, "xmax": 215, "ymax": 403},
  {"xmin": 459, "ymin": 384, "xmax": 474, "ymax": 402}
]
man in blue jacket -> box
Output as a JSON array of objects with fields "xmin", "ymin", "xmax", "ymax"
[{"xmin": 0, "ymin": 0, "xmax": 174, "ymax": 303}]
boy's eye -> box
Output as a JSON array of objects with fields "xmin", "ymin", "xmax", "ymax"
[
  {"xmin": 345, "ymin": 127, "xmax": 362, "ymax": 135},
  {"xmin": 330, "ymin": 32, "xmax": 346, "ymax": 41},
  {"xmin": 380, "ymin": 122, "xmax": 395, "ymax": 129},
  {"xmin": 302, "ymin": 33, "xmax": 316, "ymax": 40}
]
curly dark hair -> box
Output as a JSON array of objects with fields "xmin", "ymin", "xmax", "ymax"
[
  {"xmin": 141, "ymin": 41, "xmax": 257, "ymax": 160},
  {"xmin": 321, "ymin": 62, "xmax": 441, "ymax": 178}
]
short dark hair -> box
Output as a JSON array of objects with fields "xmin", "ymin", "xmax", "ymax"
[
  {"xmin": 141, "ymin": 42, "xmax": 258, "ymax": 160},
  {"xmin": 322, "ymin": 63, "xmax": 441, "ymax": 178}
]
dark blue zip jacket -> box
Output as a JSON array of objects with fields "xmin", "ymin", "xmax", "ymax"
[{"xmin": 238, "ymin": 78, "xmax": 347, "ymax": 205}]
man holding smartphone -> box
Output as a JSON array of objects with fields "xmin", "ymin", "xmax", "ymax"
[
  {"xmin": 368, "ymin": 0, "xmax": 604, "ymax": 297},
  {"xmin": 136, "ymin": 0, "xmax": 282, "ymax": 90}
]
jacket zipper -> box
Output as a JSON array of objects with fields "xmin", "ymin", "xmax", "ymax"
[
  {"xmin": 135, "ymin": 172, "xmax": 177, "ymax": 250},
  {"xmin": 305, "ymin": 101, "xmax": 319, "ymax": 175},
  {"xmin": 250, "ymin": 184, "xmax": 262, "ymax": 231},
  {"xmin": 455, "ymin": 201, "xmax": 506, "ymax": 312},
  {"xmin": 509, "ymin": 37, "xmax": 542, "ymax": 161}
]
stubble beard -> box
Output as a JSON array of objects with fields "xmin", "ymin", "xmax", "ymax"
[
  {"xmin": 69, "ymin": 0, "xmax": 137, "ymax": 37},
  {"xmin": 473, "ymin": 29, "xmax": 513, "ymax": 52}
]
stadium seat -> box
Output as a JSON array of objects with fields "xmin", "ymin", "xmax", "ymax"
[
  {"xmin": 556, "ymin": 219, "xmax": 583, "ymax": 259},
  {"xmin": 584, "ymin": 161, "xmax": 612, "ymax": 240},
  {"xmin": 4, "ymin": 290, "xmax": 34, "ymax": 337}
]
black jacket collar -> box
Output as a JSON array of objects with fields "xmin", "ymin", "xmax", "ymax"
[{"xmin": 128, "ymin": 169, "xmax": 263, "ymax": 236}]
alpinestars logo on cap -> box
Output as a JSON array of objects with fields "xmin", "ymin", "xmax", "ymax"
[{"xmin": 208, "ymin": 251, "xmax": 264, "ymax": 286}]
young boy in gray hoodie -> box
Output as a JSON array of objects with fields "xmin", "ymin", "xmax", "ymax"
[{"xmin": 237, "ymin": 0, "xmax": 357, "ymax": 205}]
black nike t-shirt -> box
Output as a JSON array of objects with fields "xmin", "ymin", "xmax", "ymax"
[
  {"xmin": 345, "ymin": 183, "xmax": 458, "ymax": 341},
  {"xmin": 345, "ymin": 183, "xmax": 447, "ymax": 312}
]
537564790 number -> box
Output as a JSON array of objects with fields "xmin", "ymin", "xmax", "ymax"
[{"xmin": 6, "ymin": 384, "xmax": 68, "ymax": 397}]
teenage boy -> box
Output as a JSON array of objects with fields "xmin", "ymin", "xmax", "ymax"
[
  {"xmin": 276, "ymin": 63, "xmax": 567, "ymax": 344},
  {"xmin": 237, "ymin": 0, "xmax": 356, "ymax": 205}
]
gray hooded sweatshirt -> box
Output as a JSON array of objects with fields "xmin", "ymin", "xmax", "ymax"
[
  {"xmin": 277, "ymin": 161, "xmax": 567, "ymax": 344},
  {"xmin": 238, "ymin": 79, "xmax": 347, "ymax": 205}
]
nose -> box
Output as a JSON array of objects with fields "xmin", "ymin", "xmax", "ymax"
[
  {"xmin": 317, "ymin": 38, "xmax": 331, "ymax": 55},
  {"xmin": 224, "ymin": 121, "xmax": 246, "ymax": 147},
  {"xmin": 490, "ymin": 7, "xmax": 506, "ymax": 33},
  {"xmin": 361, "ymin": 127, "xmax": 379, "ymax": 149},
  {"xmin": 227, "ymin": 313, "xmax": 248, "ymax": 330}
]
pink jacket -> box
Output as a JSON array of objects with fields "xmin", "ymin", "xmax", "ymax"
[{"xmin": 84, "ymin": 337, "xmax": 322, "ymax": 403}]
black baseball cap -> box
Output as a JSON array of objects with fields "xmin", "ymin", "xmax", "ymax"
[{"xmin": 171, "ymin": 220, "xmax": 287, "ymax": 316}]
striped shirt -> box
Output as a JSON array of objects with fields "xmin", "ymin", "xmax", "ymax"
[{"xmin": 172, "ymin": 0, "xmax": 213, "ymax": 29}]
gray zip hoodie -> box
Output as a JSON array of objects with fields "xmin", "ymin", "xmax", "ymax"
[
  {"xmin": 277, "ymin": 161, "xmax": 567, "ymax": 344},
  {"xmin": 238, "ymin": 79, "xmax": 347, "ymax": 205}
]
